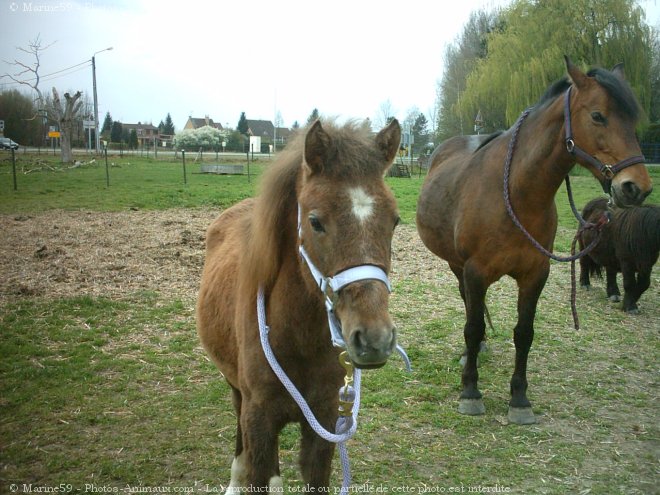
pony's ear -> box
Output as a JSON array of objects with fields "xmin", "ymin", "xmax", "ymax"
[
  {"xmin": 375, "ymin": 118, "xmax": 401, "ymax": 167},
  {"xmin": 611, "ymin": 62, "xmax": 625, "ymax": 79},
  {"xmin": 303, "ymin": 119, "xmax": 331, "ymax": 175},
  {"xmin": 564, "ymin": 55, "xmax": 588, "ymax": 89}
]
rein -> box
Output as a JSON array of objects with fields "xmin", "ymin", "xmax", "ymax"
[
  {"xmin": 502, "ymin": 86, "xmax": 638, "ymax": 329},
  {"xmin": 257, "ymin": 205, "xmax": 411, "ymax": 494}
]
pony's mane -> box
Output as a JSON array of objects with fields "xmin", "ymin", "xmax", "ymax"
[
  {"xmin": 240, "ymin": 120, "xmax": 379, "ymax": 295},
  {"xmin": 534, "ymin": 67, "xmax": 640, "ymax": 120}
]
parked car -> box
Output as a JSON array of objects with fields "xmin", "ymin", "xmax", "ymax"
[{"xmin": 0, "ymin": 137, "xmax": 20, "ymax": 150}]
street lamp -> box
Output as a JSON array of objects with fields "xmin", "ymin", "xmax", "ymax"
[{"xmin": 92, "ymin": 46, "xmax": 113, "ymax": 154}]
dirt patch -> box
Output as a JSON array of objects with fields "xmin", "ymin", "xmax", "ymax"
[
  {"xmin": 0, "ymin": 209, "xmax": 218, "ymax": 302},
  {"xmin": 0, "ymin": 209, "xmax": 453, "ymax": 303}
]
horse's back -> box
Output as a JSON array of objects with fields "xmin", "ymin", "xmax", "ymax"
[
  {"xmin": 417, "ymin": 134, "xmax": 496, "ymax": 265},
  {"xmin": 197, "ymin": 198, "xmax": 255, "ymax": 385}
]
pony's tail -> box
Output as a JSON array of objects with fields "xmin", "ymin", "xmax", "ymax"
[{"xmin": 582, "ymin": 254, "xmax": 603, "ymax": 279}]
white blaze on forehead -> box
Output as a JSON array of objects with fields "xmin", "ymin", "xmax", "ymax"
[{"xmin": 349, "ymin": 187, "xmax": 374, "ymax": 222}]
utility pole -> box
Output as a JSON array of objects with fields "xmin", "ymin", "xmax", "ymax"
[{"xmin": 92, "ymin": 47, "xmax": 113, "ymax": 154}]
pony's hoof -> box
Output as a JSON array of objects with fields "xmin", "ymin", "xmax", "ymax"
[
  {"xmin": 507, "ymin": 406, "xmax": 537, "ymax": 425},
  {"xmin": 581, "ymin": 284, "xmax": 591, "ymax": 291},
  {"xmin": 625, "ymin": 307, "xmax": 640, "ymax": 315},
  {"xmin": 608, "ymin": 294, "xmax": 621, "ymax": 302},
  {"xmin": 458, "ymin": 398, "xmax": 486, "ymax": 416}
]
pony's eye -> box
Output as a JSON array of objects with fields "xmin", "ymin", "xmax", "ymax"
[
  {"xmin": 309, "ymin": 215, "xmax": 325, "ymax": 233},
  {"xmin": 591, "ymin": 112, "xmax": 607, "ymax": 125},
  {"xmin": 394, "ymin": 216, "xmax": 401, "ymax": 230}
]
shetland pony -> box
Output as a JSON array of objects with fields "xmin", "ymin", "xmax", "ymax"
[
  {"xmin": 579, "ymin": 197, "xmax": 659, "ymax": 313},
  {"xmin": 416, "ymin": 58, "xmax": 652, "ymax": 424},
  {"xmin": 197, "ymin": 119, "xmax": 401, "ymax": 488}
]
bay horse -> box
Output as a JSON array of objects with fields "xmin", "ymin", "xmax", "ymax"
[
  {"xmin": 197, "ymin": 119, "xmax": 402, "ymax": 488},
  {"xmin": 416, "ymin": 57, "xmax": 653, "ymax": 424},
  {"xmin": 579, "ymin": 197, "xmax": 660, "ymax": 313}
]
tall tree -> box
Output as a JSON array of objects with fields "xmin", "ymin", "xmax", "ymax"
[
  {"xmin": 237, "ymin": 112, "xmax": 249, "ymax": 135},
  {"xmin": 306, "ymin": 108, "xmax": 320, "ymax": 126},
  {"xmin": 110, "ymin": 121, "xmax": 123, "ymax": 143},
  {"xmin": 101, "ymin": 111, "xmax": 113, "ymax": 134},
  {"xmin": 159, "ymin": 113, "xmax": 175, "ymax": 135},
  {"xmin": 460, "ymin": 0, "xmax": 655, "ymax": 130},
  {"xmin": 0, "ymin": 89, "xmax": 42, "ymax": 145},
  {"xmin": 435, "ymin": 9, "xmax": 499, "ymax": 140},
  {"xmin": 375, "ymin": 100, "xmax": 395, "ymax": 129},
  {"xmin": 50, "ymin": 88, "xmax": 83, "ymax": 163}
]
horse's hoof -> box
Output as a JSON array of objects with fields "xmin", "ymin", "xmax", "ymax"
[
  {"xmin": 608, "ymin": 295, "xmax": 621, "ymax": 302},
  {"xmin": 625, "ymin": 308, "xmax": 640, "ymax": 315},
  {"xmin": 507, "ymin": 406, "xmax": 537, "ymax": 425},
  {"xmin": 581, "ymin": 284, "xmax": 591, "ymax": 291},
  {"xmin": 458, "ymin": 398, "xmax": 486, "ymax": 416}
]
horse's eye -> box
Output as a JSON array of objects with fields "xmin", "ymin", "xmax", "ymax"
[
  {"xmin": 591, "ymin": 112, "xmax": 607, "ymax": 125},
  {"xmin": 394, "ymin": 216, "xmax": 401, "ymax": 230},
  {"xmin": 309, "ymin": 215, "xmax": 325, "ymax": 233}
]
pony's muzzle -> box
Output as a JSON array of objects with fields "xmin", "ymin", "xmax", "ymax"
[{"xmin": 348, "ymin": 325, "xmax": 397, "ymax": 369}]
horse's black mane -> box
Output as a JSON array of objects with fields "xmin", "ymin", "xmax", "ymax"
[
  {"xmin": 535, "ymin": 67, "xmax": 640, "ymax": 120},
  {"xmin": 475, "ymin": 130, "xmax": 504, "ymax": 152}
]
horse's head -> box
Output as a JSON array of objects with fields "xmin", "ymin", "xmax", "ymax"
[
  {"xmin": 298, "ymin": 119, "xmax": 401, "ymax": 368},
  {"xmin": 565, "ymin": 57, "xmax": 652, "ymax": 206}
]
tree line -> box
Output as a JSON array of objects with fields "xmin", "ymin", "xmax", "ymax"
[{"xmin": 435, "ymin": 0, "xmax": 660, "ymax": 143}]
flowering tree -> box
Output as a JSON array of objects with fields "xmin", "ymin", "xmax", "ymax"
[{"xmin": 173, "ymin": 125, "xmax": 225, "ymax": 151}]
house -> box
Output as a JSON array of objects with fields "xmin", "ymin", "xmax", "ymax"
[
  {"xmin": 246, "ymin": 120, "xmax": 275, "ymax": 140},
  {"xmin": 121, "ymin": 122, "xmax": 159, "ymax": 147},
  {"xmin": 184, "ymin": 116, "xmax": 224, "ymax": 131},
  {"xmin": 275, "ymin": 127, "xmax": 293, "ymax": 147}
]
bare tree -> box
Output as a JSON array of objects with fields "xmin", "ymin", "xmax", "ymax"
[
  {"xmin": 1, "ymin": 34, "xmax": 55, "ymax": 112},
  {"xmin": 50, "ymin": 88, "xmax": 83, "ymax": 163},
  {"xmin": 374, "ymin": 99, "xmax": 395, "ymax": 129}
]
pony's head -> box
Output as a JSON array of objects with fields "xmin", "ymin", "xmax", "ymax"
[
  {"xmin": 298, "ymin": 119, "xmax": 401, "ymax": 368},
  {"xmin": 565, "ymin": 57, "xmax": 652, "ymax": 206}
]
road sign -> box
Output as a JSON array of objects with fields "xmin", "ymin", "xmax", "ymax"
[
  {"xmin": 83, "ymin": 120, "xmax": 95, "ymax": 129},
  {"xmin": 48, "ymin": 131, "xmax": 61, "ymax": 138}
]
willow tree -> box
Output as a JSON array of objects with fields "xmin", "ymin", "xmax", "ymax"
[{"xmin": 460, "ymin": 0, "xmax": 655, "ymax": 131}]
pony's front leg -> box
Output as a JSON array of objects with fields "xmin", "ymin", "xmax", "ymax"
[
  {"xmin": 458, "ymin": 262, "xmax": 487, "ymax": 416},
  {"xmin": 621, "ymin": 261, "xmax": 648, "ymax": 314},
  {"xmin": 508, "ymin": 266, "xmax": 549, "ymax": 425},
  {"xmin": 605, "ymin": 266, "xmax": 621, "ymax": 302},
  {"xmin": 299, "ymin": 419, "xmax": 335, "ymax": 488},
  {"xmin": 241, "ymin": 401, "xmax": 283, "ymax": 489}
]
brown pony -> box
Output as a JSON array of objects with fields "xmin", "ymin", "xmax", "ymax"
[
  {"xmin": 578, "ymin": 197, "xmax": 660, "ymax": 313},
  {"xmin": 197, "ymin": 119, "xmax": 402, "ymax": 488},
  {"xmin": 416, "ymin": 58, "xmax": 653, "ymax": 425}
]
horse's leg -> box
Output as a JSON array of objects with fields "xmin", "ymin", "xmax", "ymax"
[
  {"xmin": 605, "ymin": 266, "xmax": 621, "ymax": 302},
  {"xmin": 451, "ymin": 263, "xmax": 487, "ymax": 368},
  {"xmin": 458, "ymin": 262, "xmax": 488, "ymax": 416},
  {"xmin": 299, "ymin": 417, "xmax": 335, "ymax": 488},
  {"xmin": 508, "ymin": 266, "xmax": 549, "ymax": 425},
  {"xmin": 240, "ymin": 400, "xmax": 283, "ymax": 488},
  {"xmin": 226, "ymin": 386, "xmax": 247, "ymax": 494}
]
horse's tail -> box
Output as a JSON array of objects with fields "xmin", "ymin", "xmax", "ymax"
[{"xmin": 484, "ymin": 303, "xmax": 495, "ymax": 333}]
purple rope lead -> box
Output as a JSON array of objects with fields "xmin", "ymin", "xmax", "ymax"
[{"xmin": 503, "ymin": 109, "xmax": 607, "ymax": 329}]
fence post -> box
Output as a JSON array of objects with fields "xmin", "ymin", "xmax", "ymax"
[
  {"xmin": 104, "ymin": 144, "xmax": 110, "ymax": 187},
  {"xmin": 182, "ymin": 149, "xmax": 187, "ymax": 184},
  {"xmin": 11, "ymin": 147, "xmax": 17, "ymax": 191}
]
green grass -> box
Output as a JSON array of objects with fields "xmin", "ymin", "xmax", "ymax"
[
  {"xmin": 0, "ymin": 154, "xmax": 266, "ymax": 212},
  {"xmin": 0, "ymin": 153, "xmax": 658, "ymax": 494}
]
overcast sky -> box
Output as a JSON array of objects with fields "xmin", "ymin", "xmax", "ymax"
[{"xmin": 1, "ymin": 0, "xmax": 659, "ymax": 131}]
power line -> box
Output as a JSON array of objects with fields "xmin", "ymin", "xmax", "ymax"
[{"xmin": 1, "ymin": 58, "xmax": 92, "ymax": 87}]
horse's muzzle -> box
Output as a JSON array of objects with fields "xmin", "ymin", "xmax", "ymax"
[{"xmin": 611, "ymin": 180, "xmax": 652, "ymax": 207}]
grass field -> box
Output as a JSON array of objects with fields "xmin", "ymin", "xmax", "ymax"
[{"xmin": 1, "ymin": 152, "xmax": 658, "ymax": 495}]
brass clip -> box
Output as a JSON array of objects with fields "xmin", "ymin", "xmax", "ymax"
[{"xmin": 338, "ymin": 351, "xmax": 355, "ymax": 417}]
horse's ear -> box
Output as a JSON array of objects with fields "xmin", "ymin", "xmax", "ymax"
[
  {"xmin": 303, "ymin": 119, "xmax": 331, "ymax": 175},
  {"xmin": 564, "ymin": 55, "xmax": 588, "ymax": 89},
  {"xmin": 375, "ymin": 119, "xmax": 401, "ymax": 167},
  {"xmin": 611, "ymin": 62, "xmax": 625, "ymax": 79}
]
